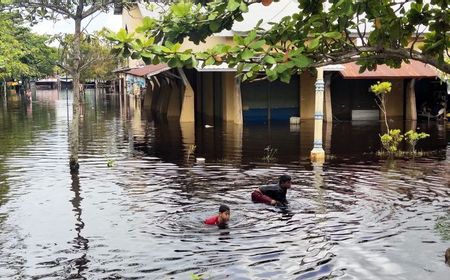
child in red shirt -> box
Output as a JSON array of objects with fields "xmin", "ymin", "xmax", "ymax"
[{"xmin": 204, "ymin": 205, "xmax": 230, "ymax": 227}]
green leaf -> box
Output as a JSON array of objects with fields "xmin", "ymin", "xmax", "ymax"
[
  {"xmin": 152, "ymin": 56, "xmax": 160, "ymax": 65},
  {"xmin": 266, "ymin": 69, "xmax": 278, "ymax": 81},
  {"xmin": 196, "ymin": 52, "xmax": 210, "ymax": 60},
  {"xmin": 131, "ymin": 52, "xmax": 141, "ymax": 60},
  {"xmin": 323, "ymin": 31, "xmax": 342, "ymax": 40},
  {"xmin": 239, "ymin": 2, "xmax": 248, "ymax": 12},
  {"xmin": 233, "ymin": 34, "xmax": 244, "ymax": 45},
  {"xmin": 279, "ymin": 71, "xmax": 291, "ymax": 83},
  {"xmin": 227, "ymin": 0, "xmax": 240, "ymax": 12},
  {"xmin": 179, "ymin": 53, "xmax": 192, "ymax": 61},
  {"xmin": 208, "ymin": 12, "xmax": 218, "ymax": 20},
  {"xmin": 244, "ymin": 30, "xmax": 257, "ymax": 45},
  {"xmin": 116, "ymin": 28, "xmax": 129, "ymax": 42},
  {"xmin": 205, "ymin": 56, "xmax": 215, "ymax": 66},
  {"xmin": 240, "ymin": 48, "xmax": 254, "ymax": 60},
  {"xmin": 209, "ymin": 21, "xmax": 221, "ymax": 32},
  {"xmin": 171, "ymin": 2, "xmax": 192, "ymax": 17},
  {"xmin": 263, "ymin": 55, "xmax": 276, "ymax": 65},
  {"xmin": 167, "ymin": 57, "xmax": 183, "ymax": 68},
  {"xmin": 249, "ymin": 39, "xmax": 265, "ymax": 50},
  {"xmin": 307, "ymin": 37, "xmax": 321, "ymax": 50},
  {"xmin": 292, "ymin": 55, "xmax": 312, "ymax": 68}
]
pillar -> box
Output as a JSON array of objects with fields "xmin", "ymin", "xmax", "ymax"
[
  {"xmin": 233, "ymin": 77, "xmax": 243, "ymax": 124},
  {"xmin": 178, "ymin": 68, "xmax": 195, "ymax": 123},
  {"xmin": 324, "ymin": 74, "xmax": 332, "ymax": 123},
  {"xmin": 310, "ymin": 67, "xmax": 325, "ymax": 163},
  {"xmin": 405, "ymin": 79, "xmax": 417, "ymax": 121}
]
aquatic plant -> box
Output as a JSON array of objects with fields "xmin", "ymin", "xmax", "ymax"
[
  {"xmin": 435, "ymin": 214, "xmax": 450, "ymax": 240},
  {"xmin": 106, "ymin": 159, "xmax": 115, "ymax": 167},
  {"xmin": 380, "ymin": 129, "xmax": 403, "ymax": 155},
  {"xmin": 370, "ymin": 82, "xmax": 429, "ymax": 158},
  {"xmin": 262, "ymin": 145, "xmax": 277, "ymax": 163},
  {"xmin": 404, "ymin": 130, "xmax": 430, "ymax": 155},
  {"xmin": 187, "ymin": 144, "xmax": 196, "ymax": 161},
  {"xmin": 191, "ymin": 273, "xmax": 203, "ymax": 280},
  {"xmin": 371, "ymin": 81, "xmax": 392, "ymax": 132}
]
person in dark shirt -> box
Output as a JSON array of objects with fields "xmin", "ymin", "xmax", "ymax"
[
  {"xmin": 251, "ymin": 175, "xmax": 292, "ymax": 206},
  {"xmin": 204, "ymin": 204, "xmax": 231, "ymax": 227}
]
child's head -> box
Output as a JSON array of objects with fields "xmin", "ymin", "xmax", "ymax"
[
  {"xmin": 279, "ymin": 174, "xmax": 292, "ymax": 189},
  {"xmin": 218, "ymin": 204, "xmax": 230, "ymax": 225}
]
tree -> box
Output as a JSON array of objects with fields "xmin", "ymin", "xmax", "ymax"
[
  {"xmin": 0, "ymin": 11, "xmax": 57, "ymax": 93},
  {"xmin": 56, "ymin": 30, "xmax": 123, "ymax": 85},
  {"xmin": 3, "ymin": 0, "xmax": 136, "ymax": 171},
  {"xmin": 108, "ymin": 0, "xmax": 449, "ymax": 83}
]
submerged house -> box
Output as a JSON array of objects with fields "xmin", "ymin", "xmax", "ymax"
[{"xmin": 115, "ymin": 1, "xmax": 446, "ymax": 160}]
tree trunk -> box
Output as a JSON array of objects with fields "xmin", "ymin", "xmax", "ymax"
[
  {"xmin": 69, "ymin": 16, "xmax": 82, "ymax": 172},
  {"xmin": 3, "ymin": 78, "xmax": 6, "ymax": 96}
]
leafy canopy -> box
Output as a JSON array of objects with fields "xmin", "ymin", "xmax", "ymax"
[
  {"xmin": 108, "ymin": 0, "xmax": 450, "ymax": 83},
  {"xmin": 0, "ymin": 11, "xmax": 57, "ymax": 81}
]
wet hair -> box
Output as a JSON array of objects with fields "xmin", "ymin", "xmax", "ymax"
[
  {"xmin": 219, "ymin": 204, "xmax": 230, "ymax": 213},
  {"xmin": 279, "ymin": 174, "xmax": 291, "ymax": 184}
]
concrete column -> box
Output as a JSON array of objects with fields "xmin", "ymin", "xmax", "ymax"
[
  {"xmin": 143, "ymin": 82, "xmax": 154, "ymax": 110},
  {"xmin": 405, "ymin": 79, "xmax": 417, "ymax": 121},
  {"xmin": 178, "ymin": 68, "xmax": 195, "ymax": 123},
  {"xmin": 310, "ymin": 67, "xmax": 325, "ymax": 163},
  {"xmin": 167, "ymin": 80, "xmax": 181, "ymax": 118},
  {"xmin": 324, "ymin": 74, "xmax": 332, "ymax": 123},
  {"xmin": 233, "ymin": 77, "xmax": 243, "ymax": 124}
]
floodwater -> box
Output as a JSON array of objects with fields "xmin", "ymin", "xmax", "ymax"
[{"xmin": 0, "ymin": 90, "xmax": 449, "ymax": 280}]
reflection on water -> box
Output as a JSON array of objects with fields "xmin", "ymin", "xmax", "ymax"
[{"xmin": 0, "ymin": 90, "xmax": 449, "ymax": 279}]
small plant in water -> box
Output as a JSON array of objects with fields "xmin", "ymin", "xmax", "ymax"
[
  {"xmin": 191, "ymin": 273, "xmax": 203, "ymax": 280},
  {"xmin": 262, "ymin": 145, "xmax": 277, "ymax": 162},
  {"xmin": 435, "ymin": 214, "xmax": 450, "ymax": 240},
  {"xmin": 106, "ymin": 159, "xmax": 115, "ymax": 167},
  {"xmin": 371, "ymin": 81, "xmax": 392, "ymax": 131},
  {"xmin": 370, "ymin": 82, "xmax": 429, "ymax": 159},
  {"xmin": 187, "ymin": 144, "xmax": 196, "ymax": 161},
  {"xmin": 404, "ymin": 130, "xmax": 430, "ymax": 155},
  {"xmin": 380, "ymin": 129, "xmax": 403, "ymax": 155}
]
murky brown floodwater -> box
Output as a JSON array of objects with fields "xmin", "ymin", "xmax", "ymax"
[{"xmin": 0, "ymin": 90, "xmax": 449, "ymax": 280}]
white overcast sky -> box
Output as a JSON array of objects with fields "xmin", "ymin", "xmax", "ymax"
[{"xmin": 31, "ymin": 11, "xmax": 122, "ymax": 35}]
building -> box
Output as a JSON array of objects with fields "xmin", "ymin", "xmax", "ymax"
[{"xmin": 115, "ymin": 1, "xmax": 446, "ymax": 161}]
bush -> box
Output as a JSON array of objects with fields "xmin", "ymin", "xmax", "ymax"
[{"xmin": 380, "ymin": 129, "xmax": 403, "ymax": 154}]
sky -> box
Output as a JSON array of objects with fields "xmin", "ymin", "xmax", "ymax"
[{"xmin": 31, "ymin": 11, "xmax": 122, "ymax": 36}]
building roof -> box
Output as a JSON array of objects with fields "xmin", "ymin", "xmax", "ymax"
[
  {"xmin": 339, "ymin": 60, "xmax": 438, "ymax": 79},
  {"xmin": 126, "ymin": 64, "xmax": 170, "ymax": 77}
]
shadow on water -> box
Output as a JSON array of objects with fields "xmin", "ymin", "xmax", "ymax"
[{"xmin": 0, "ymin": 91, "xmax": 449, "ymax": 279}]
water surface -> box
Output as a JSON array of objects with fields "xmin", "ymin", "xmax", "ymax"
[{"xmin": 0, "ymin": 90, "xmax": 449, "ymax": 279}]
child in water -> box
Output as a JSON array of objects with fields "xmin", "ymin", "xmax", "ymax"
[{"xmin": 204, "ymin": 205, "xmax": 230, "ymax": 228}]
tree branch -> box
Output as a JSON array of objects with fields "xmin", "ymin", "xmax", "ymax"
[{"xmin": 82, "ymin": 0, "xmax": 116, "ymax": 19}]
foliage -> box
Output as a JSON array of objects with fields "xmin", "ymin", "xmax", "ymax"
[
  {"xmin": 404, "ymin": 130, "xmax": 430, "ymax": 154},
  {"xmin": 106, "ymin": 159, "xmax": 115, "ymax": 167},
  {"xmin": 435, "ymin": 214, "xmax": 450, "ymax": 240},
  {"xmin": 380, "ymin": 129, "xmax": 403, "ymax": 155},
  {"xmin": 3, "ymin": 0, "xmax": 138, "ymax": 171},
  {"xmin": 187, "ymin": 144, "xmax": 196, "ymax": 161},
  {"xmin": 56, "ymin": 29, "xmax": 123, "ymax": 82},
  {"xmin": 370, "ymin": 81, "xmax": 429, "ymax": 157},
  {"xmin": 370, "ymin": 81, "xmax": 392, "ymax": 96},
  {"xmin": 0, "ymin": 11, "xmax": 57, "ymax": 82},
  {"xmin": 370, "ymin": 81, "xmax": 392, "ymax": 131},
  {"xmin": 191, "ymin": 273, "xmax": 203, "ymax": 280},
  {"xmin": 108, "ymin": 0, "xmax": 450, "ymax": 83},
  {"xmin": 262, "ymin": 145, "xmax": 277, "ymax": 163}
]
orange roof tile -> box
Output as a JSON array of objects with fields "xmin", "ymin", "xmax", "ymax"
[{"xmin": 339, "ymin": 60, "xmax": 438, "ymax": 79}]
